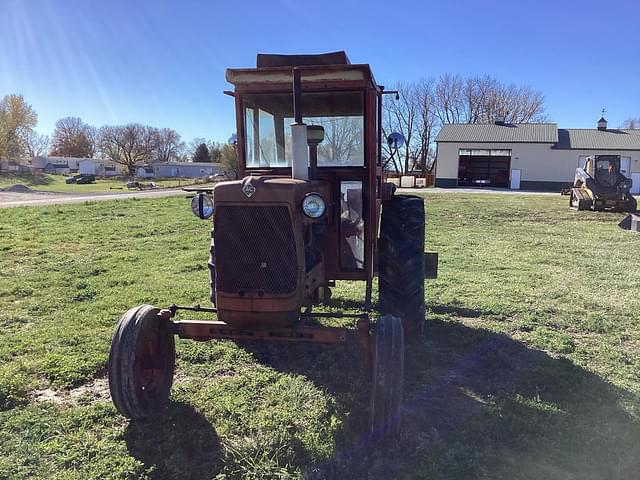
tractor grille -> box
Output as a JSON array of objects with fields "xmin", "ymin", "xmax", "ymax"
[{"xmin": 214, "ymin": 206, "xmax": 297, "ymax": 295}]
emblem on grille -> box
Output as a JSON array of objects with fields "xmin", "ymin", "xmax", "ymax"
[{"xmin": 242, "ymin": 181, "xmax": 256, "ymax": 198}]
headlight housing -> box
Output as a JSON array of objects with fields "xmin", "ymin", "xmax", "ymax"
[
  {"xmin": 302, "ymin": 193, "xmax": 326, "ymax": 219},
  {"xmin": 191, "ymin": 193, "xmax": 214, "ymax": 219}
]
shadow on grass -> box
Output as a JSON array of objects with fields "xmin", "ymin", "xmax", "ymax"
[
  {"xmin": 124, "ymin": 401, "xmax": 221, "ymax": 480},
  {"xmin": 327, "ymin": 319, "xmax": 640, "ymax": 479},
  {"xmin": 241, "ymin": 317, "xmax": 640, "ymax": 479}
]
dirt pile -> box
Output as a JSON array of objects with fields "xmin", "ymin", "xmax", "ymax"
[{"xmin": 2, "ymin": 184, "xmax": 34, "ymax": 193}]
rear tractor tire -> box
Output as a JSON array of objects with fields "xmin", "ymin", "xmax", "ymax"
[
  {"xmin": 108, "ymin": 304, "xmax": 176, "ymax": 420},
  {"xmin": 370, "ymin": 315, "xmax": 405, "ymax": 439},
  {"xmin": 379, "ymin": 195, "xmax": 426, "ymax": 338}
]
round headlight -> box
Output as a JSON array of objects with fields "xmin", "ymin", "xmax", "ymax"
[
  {"xmin": 302, "ymin": 193, "xmax": 326, "ymax": 219},
  {"xmin": 191, "ymin": 193, "xmax": 214, "ymax": 219}
]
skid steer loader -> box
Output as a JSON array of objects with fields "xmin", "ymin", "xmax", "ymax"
[{"xmin": 569, "ymin": 155, "xmax": 637, "ymax": 212}]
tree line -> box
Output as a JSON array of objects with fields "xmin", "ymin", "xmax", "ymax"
[
  {"xmin": 0, "ymin": 94, "xmax": 234, "ymax": 176},
  {"xmin": 3, "ymin": 81, "xmax": 638, "ymax": 177}
]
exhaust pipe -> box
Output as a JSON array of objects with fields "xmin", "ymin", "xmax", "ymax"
[{"xmin": 291, "ymin": 68, "xmax": 309, "ymax": 181}]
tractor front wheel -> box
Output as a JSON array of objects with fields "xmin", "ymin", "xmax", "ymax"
[
  {"xmin": 370, "ymin": 315, "xmax": 404, "ymax": 439},
  {"xmin": 108, "ymin": 304, "xmax": 175, "ymax": 420}
]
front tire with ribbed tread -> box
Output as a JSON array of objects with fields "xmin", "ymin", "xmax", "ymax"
[{"xmin": 108, "ymin": 304, "xmax": 175, "ymax": 420}]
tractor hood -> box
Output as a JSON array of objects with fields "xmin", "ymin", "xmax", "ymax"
[{"xmin": 213, "ymin": 175, "xmax": 331, "ymax": 213}]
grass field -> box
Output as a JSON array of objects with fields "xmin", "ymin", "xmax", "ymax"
[
  {"xmin": 0, "ymin": 172, "xmax": 189, "ymax": 193},
  {"xmin": 1, "ymin": 192, "xmax": 639, "ymax": 479}
]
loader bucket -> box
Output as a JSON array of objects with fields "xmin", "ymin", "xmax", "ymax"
[{"xmin": 619, "ymin": 214, "xmax": 640, "ymax": 232}]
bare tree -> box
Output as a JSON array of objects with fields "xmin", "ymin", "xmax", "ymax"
[
  {"xmin": 85, "ymin": 125, "xmax": 98, "ymax": 158},
  {"xmin": 382, "ymin": 75, "xmax": 547, "ymax": 174},
  {"xmin": 621, "ymin": 117, "xmax": 640, "ymax": 129},
  {"xmin": 496, "ymin": 84, "xmax": 547, "ymax": 123},
  {"xmin": 50, "ymin": 117, "xmax": 94, "ymax": 158},
  {"xmin": 208, "ymin": 141, "xmax": 224, "ymax": 162},
  {"xmin": 414, "ymin": 79, "xmax": 438, "ymax": 173},
  {"xmin": 434, "ymin": 74, "xmax": 464, "ymax": 125},
  {"xmin": 382, "ymin": 82, "xmax": 420, "ymax": 173},
  {"xmin": 0, "ymin": 94, "xmax": 37, "ymax": 159},
  {"xmin": 99, "ymin": 123, "xmax": 156, "ymax": 176},
  {"xmin": 188, "ymin": 137, "xmax": 208, "ymax": 161},
  {"xmin": 25, "ymin": 131, "xmax": 50, "ymax": 157},
  {"xmin": 433, "ymin": 75, "xmax": 547, "ymax": 125},
  {"xmin": 220, "ymin": 143, "xmax": 238, "ymax": 179},
  {"xmin": 153, "ymin": 128, "xmax": 184, "ymax": 162},
  {"xmin": 382, "ymin": 80, "xmax": 438, "ymax": 174},
  {"xmin": 307, "ymin": 116, "xmax": 363, "ymax": 166}
]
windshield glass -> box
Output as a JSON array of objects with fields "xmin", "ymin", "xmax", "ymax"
[
  {"xmin": 243, "ymin": 91, "xmax": 364, "ymax": 168},
  {"xmin": 596, "ymin": 159, "xmax": 618, "ymax": 171}
]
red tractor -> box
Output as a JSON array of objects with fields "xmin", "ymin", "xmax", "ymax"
[{"xmin": 108, "ymin": 51, "xmax": 437, "ymax": 437}]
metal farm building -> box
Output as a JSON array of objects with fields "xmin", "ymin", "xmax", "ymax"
[{"xmin": 435, "ymin": 117, "xmax": 640, "ymax": 193}]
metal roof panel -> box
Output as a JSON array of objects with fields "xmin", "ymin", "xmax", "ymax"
[
  {"xmin": 436, "ymin": 123, "xmax": 558, "ymax": 143},
  {"xmin": 554, "ymin": 129, "xmax": 640, "ymax": 150}
]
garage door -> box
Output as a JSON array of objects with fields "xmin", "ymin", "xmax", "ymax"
[{"xmin": 458, "ymin": 149, "xmax": 511, "ymax": 188}]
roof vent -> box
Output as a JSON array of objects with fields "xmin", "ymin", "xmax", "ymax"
[
  {"xmin": 597, "ymin": 109, "xmax": 607, "ymax": 131},
  {"xmin": 597, "ymin": 116, "xmax": 608, "ymax": 131}
]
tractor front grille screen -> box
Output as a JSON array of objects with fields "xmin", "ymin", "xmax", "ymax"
[{"xmin": 214, "ymin": 206, "xmax": 297, "ymax": 295}]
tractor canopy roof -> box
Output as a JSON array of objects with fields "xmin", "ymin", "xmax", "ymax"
[{"xmin": 225, "ymin": 51, "xmax": 378, "ymax": 92}]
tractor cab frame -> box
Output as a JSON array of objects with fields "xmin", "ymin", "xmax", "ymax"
[
  {"xmin": 225, "ymin": 55, "xmax": 383, "ymax": 307},
  {"xmin": 108, "ymin": 52, "xmax": 436, "ymax": 438}
]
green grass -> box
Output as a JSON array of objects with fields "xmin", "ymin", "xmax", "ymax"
[
  {"xmin": 0, "ymin": 193, "xmax": 639, "ymax": 479},
  {"xmin": 0, "ymin": 172, "xmax": 189, "ymax": 193}
]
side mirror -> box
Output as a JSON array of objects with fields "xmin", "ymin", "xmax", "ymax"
[
  {"xmin": 387, "ymin": 132, "xmax": 405, "ymax": 150},
  {"xmin": 307, "ymin": 125, "xmax": 325, "ymax": 146}
]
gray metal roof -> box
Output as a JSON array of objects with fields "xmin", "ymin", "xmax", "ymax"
[
  {"xmin": 554, "ymin": 129, "xmax": 640, "ymax": 150},
  {"xmin": 436, "ymin": 123, "xmax": 558, "ymax": 143}
]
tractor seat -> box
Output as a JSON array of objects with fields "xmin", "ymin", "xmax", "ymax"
[{"xmin": 595, "ymin": 169, "xmax": 621, "ymax": 188}]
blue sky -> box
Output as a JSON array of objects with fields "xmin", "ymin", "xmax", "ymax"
[{"xmin": 1, "ymin": 0, "xmax": 639, "ymax": 144}]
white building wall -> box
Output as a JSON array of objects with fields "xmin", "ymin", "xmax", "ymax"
[
  {"xmin": 436, "ymin": 142, "xmax": 556, "ymax": 181},
  {"xmin": 79, "ymin": 161, "xmax": 97, "ymax": 175},
  {"xmin": 436, "ymin": 141, "xmax": 640, "ymax": 189},
  {"xmin": 154, "ymin": 163, "xmax": 220, "ymax": 178},
  {"xmin": 551, "ymin": 149, "xmax": 640, "ymax": 175}
]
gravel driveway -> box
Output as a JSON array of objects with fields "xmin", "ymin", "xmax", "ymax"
[{"xmin": 0, "ymin": 188, "xmax": 188, "ymax": 208}]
